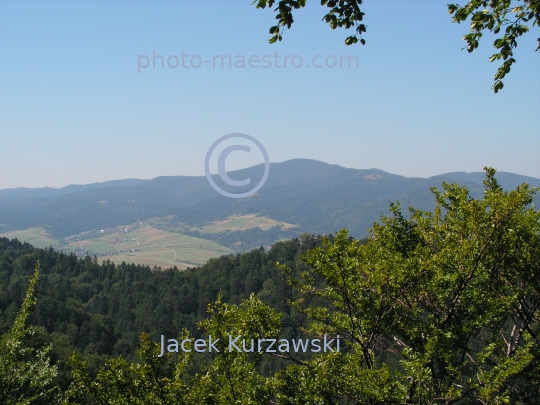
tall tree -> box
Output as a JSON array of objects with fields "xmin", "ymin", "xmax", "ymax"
[
  {"xmin": 0, "ymin": 262, "xmax": 59, "ymax": 405},
  {"xmin": 279, "ymin": 168, "xmax": 540, "ymax": 403}
]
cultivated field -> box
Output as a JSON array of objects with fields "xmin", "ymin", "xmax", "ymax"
[
  {"xmin": 61, "ymin": 225, "xmax": 235, "ymax": 269},
  {"xmin": 0, "ymin": 227, "xmax": 59, "ymax": 249},
  {"xmin": 0, "ymin": 214, "xmax": 295, "ymax": 270},
  {"xmin": 192, "ymin": 213, "xmax": 297, "ymax": 234}
]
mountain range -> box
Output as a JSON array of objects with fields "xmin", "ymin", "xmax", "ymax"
[{"xmin": 1, "ymin": 159, "xmax": 538, "ymax": 240}]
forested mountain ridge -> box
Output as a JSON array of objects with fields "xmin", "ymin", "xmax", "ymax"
[{"xmin": 1, "ymin": 159, "xmax": 538, "ymax": 239}]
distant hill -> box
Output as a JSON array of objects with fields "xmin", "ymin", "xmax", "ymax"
[
  {"xmin": 0, "ymin": 159, "xmax": 538, "ymax": 239},
  {"xmin": 0, "ymin": 178, "xmax": 147, "ymax": 205},
  {"xmin": 430, "ymin": 171, "xmax": 540, "ymax": 192}
]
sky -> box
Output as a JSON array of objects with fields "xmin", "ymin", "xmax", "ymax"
[{"xmin": 0, "ymin": 0, "xmax": 539, "ymax": 189}]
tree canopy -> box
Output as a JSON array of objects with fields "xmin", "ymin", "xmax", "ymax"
[
  {"xmin": 278, "ymin": 168, "xmax": 540, "ymax": 403},
  {"xmin": 0, "ymin": 262, "xmax": 59, "ymax": 404},
  {"xmin": 253, "ymin": 0, "xmax": 540, "ymax": 92}
]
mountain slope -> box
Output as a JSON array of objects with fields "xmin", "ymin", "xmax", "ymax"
[{"xmin": 0, "ymin": 159, "xmax": 537, "ymax": 239}]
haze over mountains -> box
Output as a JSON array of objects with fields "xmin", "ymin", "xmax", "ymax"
[{"xmin": 1, "ymin": 159, "xmax": 538, "ymax": 240}]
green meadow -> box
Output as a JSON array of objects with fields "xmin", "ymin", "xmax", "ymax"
[
  {"xmin": 192, "ymin": 213, "xmax": 297, "ymax": 234},
  {"xmin": 60, "ymin": 224, "xmax": 234, "ymax": 269},
  {"xmin": 0, "ymin": 227, "xmax": 59, "ymax": 249}
]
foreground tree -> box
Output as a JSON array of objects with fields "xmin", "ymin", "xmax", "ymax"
[
  {"xmin": 0, "ymin": 262, "xmax": 59, "ymax": 404},
  {"xmin": 252, "ymin": 0, "xmax": 540, "ymax": 92},
  {"xmin": 64, "ymin": 332, "xmax": 191, "ymax": 405},
  {"xmin": 279, "ymin": 168, "xmax": 540, "ymax": 403},
  {"xmin": 64, "ymin": 294, "xmax": 281, "ymax": 404}
]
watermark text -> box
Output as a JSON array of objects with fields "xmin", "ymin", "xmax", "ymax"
[{"xmin": 138, "ymin": 51, "xmax": 359, "ymax": 73}]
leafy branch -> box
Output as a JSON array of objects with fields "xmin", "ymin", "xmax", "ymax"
[{"xmin": 448, "ymin": 0, "xmax": 540, "ymax": 92}]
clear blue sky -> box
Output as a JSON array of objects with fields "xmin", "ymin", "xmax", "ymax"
[{"xmin": 0, "ymin": 0, "xmax": 539, "ymax": 189}]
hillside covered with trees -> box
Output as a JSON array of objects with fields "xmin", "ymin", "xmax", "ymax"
[
  {"xmin": 2, "ymin": 159, "xmax": 539, "ymax": 241},
  {"xmin": 1, "ymin": 170, "xmax": 539, "ymax": 404},
  {"xmin": 0, "ymin": 232, "xmax": 324, "ymax": 376}
]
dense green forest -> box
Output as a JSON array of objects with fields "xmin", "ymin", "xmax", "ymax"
[
  {"xmin": 1, "ymin": 170, "xmax": 539, "ymax": 404},
  {"xmin": 0, "ymin": 233, "xmax": 327, "ymax": 381}
]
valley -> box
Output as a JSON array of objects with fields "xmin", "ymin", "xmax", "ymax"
[{"xmin": 0, "ymin": 214, "xmax": 299, "ymax": 269}]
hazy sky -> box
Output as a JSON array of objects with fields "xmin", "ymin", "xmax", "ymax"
[{"xmin": 1, "ymin": 0, "xmax": 539, "ymax": 189}]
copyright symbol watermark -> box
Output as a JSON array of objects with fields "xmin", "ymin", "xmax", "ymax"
[{"xmin": 204, "ymin": 133, "xmax": 270, "ymax": 198}]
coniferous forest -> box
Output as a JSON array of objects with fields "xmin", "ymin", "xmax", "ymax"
[{"xmin": 0, "ymin": 233, "xmax": 322, "ymax": 376}]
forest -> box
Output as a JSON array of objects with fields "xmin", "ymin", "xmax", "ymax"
[
  {"xmin": 0, "ymin": 232, "xmax": 324, "ymax": 374},
  {"xmin": 1, "ymin": 170, "xmax": 539, "ymax": 404}
]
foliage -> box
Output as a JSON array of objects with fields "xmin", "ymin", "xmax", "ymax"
[
  {"xmin": 0, "ymin": 234, "xmax": 320, "ymax": 378},
  {"xmin": 189, "ymin": 294, "xmax": 281, "ymax": 404},
  {"xmin": 252, "ymin": 0, "xmax": 539, "ymax": 92},
  {"xmin": 252, "ymin": 0, "xmax": 366, "ymax": 45},
  {"xmin": 280, "ymin": 167, "xmax": 540, "ymax": 403},
  {"xmin": 448, "ymin": 0, "xmax": 540, "ymax": 92},
  {"xmin": 63, "ymin": 295, "xmax": 281, "ymax": 404},
  {"xmin": 0, "ymin": 261, "xmax": 59, "ymax": 404},
  {"xmin": 63, "ymin": 332, "xmax": 191, "ymax": 405}
]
